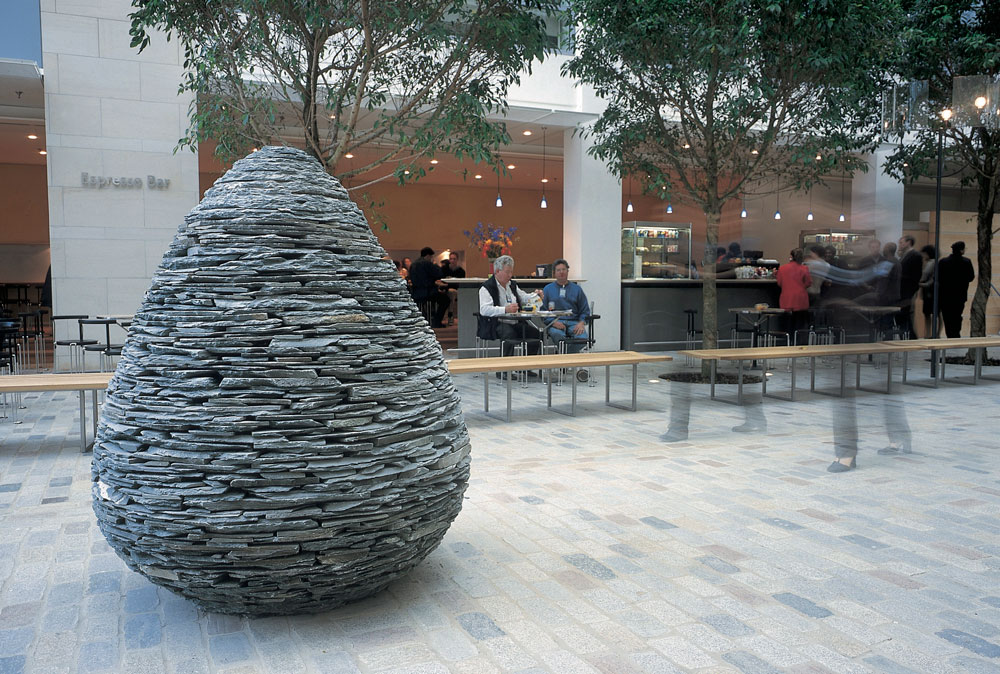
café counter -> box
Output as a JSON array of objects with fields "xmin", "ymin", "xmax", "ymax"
[{"xmin": 622, "ymin": 278, "xmax": 779, "ymax": 351}]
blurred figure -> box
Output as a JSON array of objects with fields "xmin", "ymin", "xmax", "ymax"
[
  {"xmin": 724, "ymin": 242, "xmax": 743, "ymax": 262},
  {"xmin": 442, "ymin": 251, "xmax": 466, "ymax": 326},
  {"xmin": 775, "ymin": 248, "xmax": 811, "ymax": 337},
  {"xmin": 898, "ymin": 235, "xmax": 922, "ymax": 338},
  {"xmin": 918, "ymin": 245, "xmax": 938, "ymax": 337},
  {"xmin": 937, "ymin": 241, "xmax": 976, "ymax": 338}
]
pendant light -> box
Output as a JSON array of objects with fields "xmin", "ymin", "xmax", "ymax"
[
  {"xmin": 773, "ymin": 192, "xmax": 781, "ymax": 220},
  {"xmin": 540, "ymin": 127, "xmax": 548, "ymax": 209},
  {"xmin": 740, "ymin": 194, "xmax": 748, "ymax": 218},
  {"xmin": 666, "ymin": 201, "xmax": 673, "ymax": 214},
  {"xmin": 625, "ymin": 175, "xmax": 633, "ymax": 213},
  {"xmin": 838, "ymin": 170, "xmax": 846, "ymax": 222},
  {"xmin": 807, "ymin": 189, "xmax": 814, "ymax": 221},
  {"xmin": 495, "ymin": 163, "xmax": 503, "ymax": 208}
]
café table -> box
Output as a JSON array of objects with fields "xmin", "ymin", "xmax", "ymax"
[
  {"xmin": 497, "ymin": 309, "xmax": 572, "ymax": 384},
  {"xmin": 728, "ymin": 306, "xmax": 790, "ymax": 367},
  {"xmin": 844, "ymin": 305, "xmax": 900, "ymax": 343}
]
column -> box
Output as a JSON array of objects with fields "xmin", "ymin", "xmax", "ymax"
[
  {"xmin": 563, "ymin": 128, "xmax": 622, "ymax": 351},
  {"xmin": 41, "ymin": 0, "xmax": 199, "ymax": 366},
  {"xmin": 850, "ymin": 146, "xmax": 905, "ymax": 243}
]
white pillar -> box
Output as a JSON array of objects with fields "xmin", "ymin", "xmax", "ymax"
[
  {"xmin": 563, "ymin": 128, "xmax": 621, "ymax": 351},
  {"xmin": 850, "ymin": 146, "xmax": 905, "ymax": 243},
  {"xmin": 42, "ymin": 0, "xmax": 199, "ymax": 366}
]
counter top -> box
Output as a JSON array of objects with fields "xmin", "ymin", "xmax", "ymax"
[
  {"xmin": 446, "ymin": 277, "xmax": 587, "ymax": 285},
  {"xmin": 622, "ymin": 278, "xmax": 777, "ymax": 285}
]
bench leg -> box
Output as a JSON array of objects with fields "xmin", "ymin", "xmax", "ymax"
[
  {"xmin": 606, "ymin": 363, "xmax": 639, "ymax": 412},
  {"xmin": 737, "ymin": 360, "xmax": 744, "ymax": 405},
  {"xmin": 79, "ymin": 390, "xmax": 87, "ymax": 453}
]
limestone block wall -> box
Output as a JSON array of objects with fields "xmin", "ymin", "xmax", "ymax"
[{"xmin": 41, "ymin": 0, "xmax": 199, "ymax": 361}]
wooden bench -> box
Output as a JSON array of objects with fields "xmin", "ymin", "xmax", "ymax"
[
  {"xmin": 679, "ymin": 342, "xmax": 926, "ymax": 405},
  {"xmin": 901, "ymin": 336, "xmax": 1000, "ymax": 387},
  {"xmin": 447, "ymin": 351, "xmax": 672, "ymax": 422},
  {"xmin": 0, "ymin": 373, "xmax": 112, "ymax": 452}
]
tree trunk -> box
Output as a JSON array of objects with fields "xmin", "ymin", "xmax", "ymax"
[
  {"xmin": 701, "ymin": 208, "xmax": 721, "ymax": 377},
  {"xmin": 969, "ymin": 172, "xmax": 995, "ymax": 343}
]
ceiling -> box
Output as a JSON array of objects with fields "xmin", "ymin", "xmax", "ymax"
[{"xmin": 0, "ymin": 59, "xmax": 46, "ymax": 166}]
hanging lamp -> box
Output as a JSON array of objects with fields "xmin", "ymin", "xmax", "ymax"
[
  {"xmin": 540, "ymin": 127, "xmax": 548, "ymax": 209},
  {"xmin": 773, "ymin": 192, "xmax": 781, "ymax": 220},
  {"xmin": 495, "ymin": 163, "xmax": 503, "ymax": 207}
]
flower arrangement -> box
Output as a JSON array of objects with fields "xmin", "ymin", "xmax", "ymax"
[{"xmin": 463, "ymin": 222, "xmax": 517, "ymax": 259}]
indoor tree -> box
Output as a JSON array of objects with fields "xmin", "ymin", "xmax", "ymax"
[
  {"xmin": 564, "ymin": 0, "xmax": 900, "ymax": 364},
  {"xmin": 129, "ymin": 0, "xmax": 559, "ymax": 188},
  {"xmin": 883, "ymin": 0, "xmax": 1000, "ymax": 342}
]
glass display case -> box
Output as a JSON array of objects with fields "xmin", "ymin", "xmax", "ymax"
[
  {"xmin": 800, "ymin": 228, "xmax": 876, "ymax": 262},
  {"xmin": 621, "ymin": 222, "xmax": 693, "ymax": 279}
]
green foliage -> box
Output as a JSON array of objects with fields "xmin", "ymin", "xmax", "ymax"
[
  {"xmin": 129, "ymin": 0, "xmax": 559, "ymax": 185},
  {"xmin": 883, "ymin": 0, "xmax": 1000, "ymax": 338},
  {"xmin": 564, "ymin": 0, "xmax": 900, "ymax": 353},
  {"xmin": 564, "ymin": 0, "xmax": 899, "ymax": 212}
]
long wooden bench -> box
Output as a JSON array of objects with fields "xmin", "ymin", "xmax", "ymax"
[
  {"xmin": 901, "ymin": 336, "xmax": 1000, "ymax": 386},
  {"xmin": 679, "ymin": 342, "xmax": 927, "ymax": 405},
  {"xmin": 0, "ymin": 372, "xmax": 113, "ymax": 452},
  {"xmin": 447, "ymin": 351, "xmax": 672, "ymax": 422}
]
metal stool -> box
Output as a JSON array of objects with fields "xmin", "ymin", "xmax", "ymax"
[{"xmin": 52, "ymin": 315, "xmax": 96, "ymax": 372}]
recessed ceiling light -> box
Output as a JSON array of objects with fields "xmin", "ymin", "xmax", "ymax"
[
  {"xmin": 751, "ymin": 149, "xmax": 759, "ymax": 155},
  {"xmin": 344, "ymin": 152, "xmax": 354, "ymax": 158},
  {"xmin": 27, "ymin": 134, "xmax": 37, "ymax": 140},
  {"xmin": 403, "ymin": 169, "xmax": 410, "ymax": 175},
  {"xmin": 507, "ymin": 164, "xmax": 515, "ymax": 170},
  {"xmin": 815, "ymin": 153, "xmax": 822, "ymax": 160},
  {"xmin": 474, "ymin": 174, "xmax": 482, "ymax": 179},
  {"xmin": 430, "ymin": 159, "xmax": 439, "ymax": 164},
  {"xmin": 522, "ymin": 130, "xmax": 532, "ymax": 136},
  {"xmin": 38, "ymin": 150, "xmax": 46, "ymax": 155},
  {"xmin": 540, "ymin": 178, "xmax": 548, "ymax": 183}
]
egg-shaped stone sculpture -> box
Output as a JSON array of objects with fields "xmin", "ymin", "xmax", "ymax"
[{"xmin": 92, "ymin": 146, "xmax": 471, "ymax": 616}]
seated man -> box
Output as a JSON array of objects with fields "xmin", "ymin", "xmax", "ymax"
[
  {"xmin": 478, "ymin": 255, "xmax": 542, "ymax": 357},
  {"xmin": 409, "ymin": 246, "xmax": 449, "ymax": 328},
  {"xmin": 542, "ymin": 258, "xmax": 591, "ymax": 353}
]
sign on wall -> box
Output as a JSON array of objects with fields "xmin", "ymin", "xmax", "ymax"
[{"xmin": 81, "ymin": 173, "xmax": 171, "ymax": 189}]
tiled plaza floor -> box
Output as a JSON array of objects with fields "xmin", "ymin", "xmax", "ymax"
[{"xmin": 0, "ymin": 352, "xmax": 998, "ymax": 673}]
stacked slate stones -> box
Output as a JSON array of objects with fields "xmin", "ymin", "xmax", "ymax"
[{"xmin": 92, "ymin": 146, "xmax": 471, "ymax": 616}]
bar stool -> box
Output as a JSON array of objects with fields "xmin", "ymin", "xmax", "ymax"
[
  {"xmin": 52, "ymin": 315, "xmax": 96, "ymax": 372},
  {"xmin": 684, "ymin": 309, "xmax": 702, "ymax": 365},
  {"xmin": 0, "ymin": 318, "xmax": 23, "ymax": 420},
  {"xmin": 16, "ymin": 311, "xmax": 43, "ymax": 372},
  {"xmin": 79, "ymin": 318, "xmax": 123, "ymax": 372}
]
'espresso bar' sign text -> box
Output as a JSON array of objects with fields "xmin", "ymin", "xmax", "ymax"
[{"xmin": 81, "ymin": 173, "xmax": 171, "ymax": 189}]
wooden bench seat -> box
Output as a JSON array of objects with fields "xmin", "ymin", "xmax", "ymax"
[
  {"xmin": 0, "ymin": 372, "xmax": 112, "ymax": 451},
  {"xmin": 901, "ymin": 336, "xmax": 1000, "ymax": 386},
  {"xmin": 680, "ymin": 342, "xmax": 926, "ymax": 405},
  {"xmin": 447, "ymin": 351, "xmax": 672, "ymax": 421}
]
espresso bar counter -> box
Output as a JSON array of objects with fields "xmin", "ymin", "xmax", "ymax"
[{"xmin": 622, "ymin": 278, "xmax": 779, "ymax": 351}]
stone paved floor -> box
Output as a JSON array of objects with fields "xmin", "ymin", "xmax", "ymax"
[{"xmin": 0, "ymin": 353, "xmax": 998, "ymax": 673}]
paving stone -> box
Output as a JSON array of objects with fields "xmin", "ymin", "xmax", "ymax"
[
  {"xmin": 0, "ymin": 629, "xmax": 32, "ymax": 658},
  {"xmin": 124, "ymin": 613, "xmax": 162, "ymax": 650},
  {"xmin": 209, "ymin": 632, "xmax": 254, "ymax": 666},
  {"xmin": 703, "ymin": 613, "xmax": 755, "ymax": 637},
  {"xmin": 0, "ymin": 655, "xmax": 24, "ymax": 674},
  {"xmin": 457, "ymin": 612, "xmax": 505, "ymax": 640},
  {"xmin": 936, "ymin": 629, "xmax": 1000, "ymax": 658},
  {"xmin": 773, "ymin": 593, "xmax": 833, "ymax": 619},
  {"xmin": 563, "ymin": 554, "xmax": 616, "ymax": 581},
  {"xmin": 77, "ymin": 641, "xmax": 117, "ymax": 673}
]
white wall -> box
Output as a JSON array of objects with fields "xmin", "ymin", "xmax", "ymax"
[{"xmin": 41, "ymin": 0, "xmax": 198, "ymax": 353}]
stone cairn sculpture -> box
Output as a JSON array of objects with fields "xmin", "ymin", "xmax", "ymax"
[{"xmin": 92, "ymin": 146, "xmax": 471, "ymax": 616}]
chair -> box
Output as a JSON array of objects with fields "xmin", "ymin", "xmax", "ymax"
[
  {"xmin": 79, "ymin": 318, "xmax": 124, "ymax": 372},
  {"xmin": 554, "ymin": 303, "xmax": 600, "ymax": 386},
  {"xmin": 52, "ymin": 315, "xmax": 96, "ymax": 372}
]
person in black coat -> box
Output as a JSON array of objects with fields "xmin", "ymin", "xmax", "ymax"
[
  {"xmin": 897, "ymin": 235, "xmax": 923, "ymax": 338},
  {"xmin": 409, "ymin": 247, "xmax": 449, "ymax": 328},
  {"xmin": 936, "ymin": 241, "xmax": 976, "ymax": 338}
]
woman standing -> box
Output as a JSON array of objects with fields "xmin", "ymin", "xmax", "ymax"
[{"xmin": 776, "ymin": 248, "xmax": 812, "ymax": 339}]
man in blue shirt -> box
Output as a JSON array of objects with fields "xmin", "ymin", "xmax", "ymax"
[{"xmin": 542, "ymin": 259, "xmax": 591, "ymax": 353}]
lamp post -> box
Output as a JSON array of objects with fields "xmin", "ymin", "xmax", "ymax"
[{"xmin": 930, "ymin": 107, "xmax": 951, "ymax": 375}]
